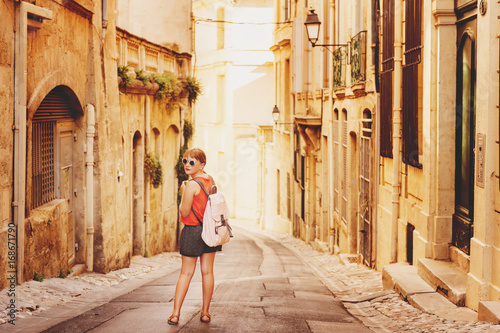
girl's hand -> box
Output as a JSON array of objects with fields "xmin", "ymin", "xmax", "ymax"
[{"xmin": 180, "ymin": 180, "xmax": 188, "ymax": 194}]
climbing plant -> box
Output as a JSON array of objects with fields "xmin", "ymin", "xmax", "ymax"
[
  {"xmin": 184, "ymin": 76, "xmax": 203, "ymax": 106},
  {"xmin": 117, "ymin": 65, "xmax": 133, "ymax": 91},
  {"xmin": 144, "ymin": 153, "xmax": 163, "ymax": 188},
  {"xmin": 176, "ymin": 120, "xmax": 194, "ymax": 203},
  {"xmin": 151, "ymin": 72, "xmax": 178, "ymax": 99}
]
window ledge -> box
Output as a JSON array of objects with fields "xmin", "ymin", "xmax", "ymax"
[
  {"xmin": 30, "ymin": 199, "xmax": 67, "ymax": 221},
  {"xmin": 333, "ymin": 88, "xmax": 346, "ymax": 99}
]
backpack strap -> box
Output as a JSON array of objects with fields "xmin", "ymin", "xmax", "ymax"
[{"xmin": 189, "ymin": 176, "xmax": 216, "ymax": 225}]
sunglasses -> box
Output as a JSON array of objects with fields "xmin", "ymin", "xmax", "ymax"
[{"xmin": 182, "ymin": 158, "xmax": 197, "ymax": 166}]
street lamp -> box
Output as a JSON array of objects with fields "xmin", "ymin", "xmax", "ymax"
[
  {"xmin": 272, "ymin": 105, "xmax": 280, "ymax": 124},
  {"xmin": 304, "ymin": 9, "xmax": 347, "ymax": 51}
]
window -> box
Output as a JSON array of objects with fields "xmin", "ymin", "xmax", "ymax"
[
  {"xmin": 333, "ymin": 109, "xmax": 339, "ymax": 212},
  {"xmin": 216, "ymin": 75, "xmax": 225, "ymax": 123},
  {"xmin": 284, "ymin": 0, "xmax": 290, "ymax": 21},
  {"xmin": 32, "ymin": 121, "xmax": 56, "ymax": 208},
  {"xmin": 277, "ymin": 169, "xmax": 281, "ymax": 215},
  {"xmin": 287, "ymin": 173, "xmax": 291, "ymax": 219},
  {"xmin": 341, "ymin": 110, "xmax": 348, "ymax": 224},
  {"xmin": 402, "ymin": 0, "xmax": 423, "ymax": 167},
  {"xmin": 380, "ymin": 0, "xmax": 394, "ymax": 158},
  {"xmin": 217, "ymin": 8, "xmax": 225, "ymax": 49}
]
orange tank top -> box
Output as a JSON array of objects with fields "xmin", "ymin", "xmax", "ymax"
[{"xmin": 180, "ymin": 176, "xmax": 214, "ymax": 226}]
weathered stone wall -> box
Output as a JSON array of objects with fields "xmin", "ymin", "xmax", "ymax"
[
  {"xmin": 0, "ymin": 0, "xmax": 190, "ymax": 286},
  {"xmin": 20, "ymin": 0, "xmax": 96, "ymax": 283},
  {"xmin": 92, "ymin": 0, "xmax": 130, "ymax": 273},
  {"xmin": 116, "ymin": 91, "xmax": 181, "ymax": 259},
  {"xmin": 23, "ymin": 200, "xmax": 71, "ymax": 281}
]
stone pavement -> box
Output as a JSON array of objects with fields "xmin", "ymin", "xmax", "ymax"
[{"xmin": 1, "ymin": 222, "xmax": 500, "ymax": 332}]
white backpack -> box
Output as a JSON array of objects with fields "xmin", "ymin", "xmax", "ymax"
[{"xmin": 191, "ymin": 178, "xmax": 233, "ymax": 247}]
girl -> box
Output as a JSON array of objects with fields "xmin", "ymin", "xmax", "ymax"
[{"xmin": 168, "ymin": 148, "xmax": 221, "ymax": 325}]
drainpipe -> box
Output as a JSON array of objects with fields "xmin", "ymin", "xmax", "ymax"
[
  {"xmin": 86, "ymin": 104, "xmax": 95, "ymax": 271},
  {"xmin": 373, "ymin": 98, "xmax": 381, "ymax": 267},
  {"xmin": 13, "ymin": 2, "xmax": 52, "ymax": 284},
  {"xmin": 328, "ymin": 96, "xmax": 335, "ymax": 253},
  {"xmin": 144, "ymin": 97, "xmax": 150, "ymax": 256},
  {"xmin": 101, "ymin": 0, "xmax": 108, "ymax": 44},
  {"xmin": 391, "ymin": 0, "xmax": 403, "ymax": 263}
]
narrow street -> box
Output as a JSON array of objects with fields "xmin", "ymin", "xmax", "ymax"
[
  {"xmin": 3, "ymin": 223, "xmax": 500, "ymax": 332},
  {"xmin": 10, "ymin": 225, "xmax": 371, "ymax": 333}
]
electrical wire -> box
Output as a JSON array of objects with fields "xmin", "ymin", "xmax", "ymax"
[{"xmin": 194, "ymin": 17, "xmax": 291, "ymax": 25}]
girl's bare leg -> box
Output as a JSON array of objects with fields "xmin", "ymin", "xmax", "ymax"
[
  {"xmin": 200, "ymin": 252, "xmax": 216, "ymax": 318},
  {"xmin": 170, "ymin": 256, "xmax": 198, "ymax": 323}
]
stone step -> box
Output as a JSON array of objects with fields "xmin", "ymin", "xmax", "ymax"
[
  {"xmin": 382, "ymin": 262, "xmax": 434, "ymax": 299},
  {"xmin": 417, "ymin": 258, "xmax": 467, "ymax": 306},
  {"xmin": 67, "ymin": 264, "xmax": 86, "ymax": 277},
  {"xmin": 478, "ymin": 301, "xmax": 500, "ymax": 324},
  {"xmin": 382, "ymin": 262, "xmax": 478, "ymax": 321}
]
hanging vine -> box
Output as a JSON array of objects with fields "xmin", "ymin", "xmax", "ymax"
[
  {"xmin": 176, "ymin": 120, "xmax": 193, "ymax": 203},
  {"xmin": 184, "ymin": 76, "xmax": 203, "ymax": 106},
  {"xmin": 144, "ymin": 153, "xmax": 163, "ymax": 188}
]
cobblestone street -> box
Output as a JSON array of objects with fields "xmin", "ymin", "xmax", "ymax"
[{"xmin": 2, "ymin": 223, "xmax": 499, "ymax": 332}]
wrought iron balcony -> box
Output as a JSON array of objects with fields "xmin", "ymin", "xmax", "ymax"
[
  {"xmin": 350, "ymin": 31, "xmax": 367, "ymax": 85},
  {"xmin": 333, "ymin": 46, "xmax": 347, "ymax": 89}
]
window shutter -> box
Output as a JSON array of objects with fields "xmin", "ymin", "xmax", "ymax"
[{"xmin": 33, "ymin": 86, "xmax": 75, "ymax": 122}]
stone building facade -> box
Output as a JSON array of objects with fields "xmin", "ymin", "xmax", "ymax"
[
  {"xmin": 268, "ymin": 0, "xmax": 500, "ymax": 313},
  {"xmin": 0, "ymin": 0, "xmax": 192, "ymax": 290},
  {"xmin": 192, "ymin": 0, "xmax": 275, "ymax": 221}
]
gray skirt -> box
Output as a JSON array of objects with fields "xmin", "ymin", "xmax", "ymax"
[{"xmin": 179, "ymin": 224, "xmax": 222, "ymax": 257}]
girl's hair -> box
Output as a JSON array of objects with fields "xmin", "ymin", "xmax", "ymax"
[{"xmin": 183, "ymin": 148, "xmax": 206, "ymax": 165}]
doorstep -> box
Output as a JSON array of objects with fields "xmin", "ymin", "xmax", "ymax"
[
  {"xmin": 382, "ymin": 262, "xmax": 478, "ymax": 321},
  {"xmin": 418, "ymin": 258, "xmax": 467, "ymax": 306},
  {"xmin": 67, "ymin": 264, "xmax": 86, "ymax": 277},
  {"xmin": 478, "ymin": 301, "xmax": 500, "ymax": 324}
]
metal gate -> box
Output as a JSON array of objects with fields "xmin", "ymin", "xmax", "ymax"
[{"xmin": 360, "ymin": 112, "xmax": 372, "ymax": 266}]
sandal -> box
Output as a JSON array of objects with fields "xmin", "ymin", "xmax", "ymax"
[
  {"xmin": 200, "ymin": 313, "xmax": 211, "ymax": 323},
  {"xmin": 168, "ymin": 315, "xmax": 179, "ymax": 325}
]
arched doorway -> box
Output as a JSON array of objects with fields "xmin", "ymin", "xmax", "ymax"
[{"xmin": 31, "ymin": 86, "xmax": 82, "ymax": 265}]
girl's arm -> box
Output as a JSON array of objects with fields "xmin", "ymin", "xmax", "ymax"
[{"xmin": 179, "ymin": 181, "xmax": 199, "ymax": 218}]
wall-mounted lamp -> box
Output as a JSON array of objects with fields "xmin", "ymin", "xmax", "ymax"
[
  {"xmin": 304, "ymin": 9, "xmax": 347, "ymax": 52},
  {"xmin": 272, "ymin": 105, "xmax": 295, "ymax": 127},
  {"xmin": 272, "ymin": 105, "xmax": 280, "ymax": 124}
]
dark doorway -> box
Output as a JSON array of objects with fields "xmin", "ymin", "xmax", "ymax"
[{"xmin": 452, "ymin": 9, "xmax": 476, "ymax": 255}]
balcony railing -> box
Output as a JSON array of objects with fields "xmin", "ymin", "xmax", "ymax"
[
  {"xmin": 116, "ymin": 28, "xmax": 191, "ymax": 80},
  {"xmin": 350, "ymin": 31, "xmax": 367, "ymax": 85},
  {"xmin": 333, "ymin": 46, "xmax": 347, "ymax": 89}
]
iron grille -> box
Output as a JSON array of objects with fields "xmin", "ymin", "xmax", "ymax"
[
  {"xmin": 351, "ymin": 31, "xmax": 367, "ymax": 84},
  {"xmin": 32, "ymin": 121, "xmax": 56, "ymax": 208},
  {"xmin": 333, "ymin": 46, "xmax": 347, "ymax": 89}
]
